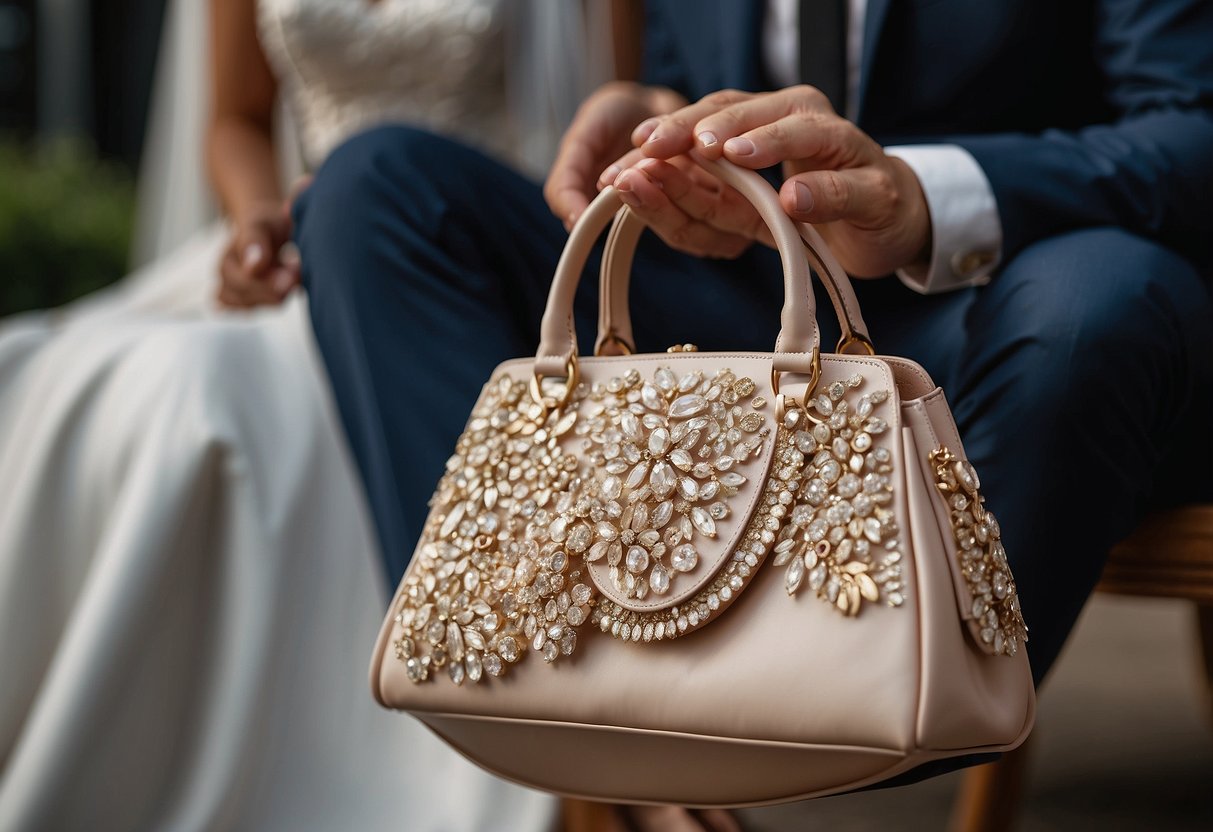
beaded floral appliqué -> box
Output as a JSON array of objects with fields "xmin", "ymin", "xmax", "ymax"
[
  {"xmin": 773, "ymin": 374, "xmax": 905, "ymax": 615},
  {"xmin": 392, "ymin": 367, "xmax": 910, "ymax": 686},
  {"xmin": 577, "ymin": 367, "xmax": 767, "ymax": 601},
  {"xmin": 929, "ymin": 447, "xmax": 1028, "ymax": 656},
  {"xmin": 391, "ymin": 375, "xmax": 594, "ymax": 684}
]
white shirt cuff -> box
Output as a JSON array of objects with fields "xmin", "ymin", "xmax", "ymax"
[{"xmin": 884, "ymin": 144, "xmax": 1003, "ymax": 294}]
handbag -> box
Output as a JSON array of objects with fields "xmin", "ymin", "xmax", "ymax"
[{"xmin": 368, "ymin": 156, "xmax": 1035, "ymax": 806}]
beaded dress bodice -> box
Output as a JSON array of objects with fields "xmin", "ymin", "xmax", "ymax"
[{"xmin": 257, "ymin": 0, "xmax": 513, "ymax": 169}]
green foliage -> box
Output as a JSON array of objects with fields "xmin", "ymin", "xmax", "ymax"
[{"xmin": 0, "ymin": 138, "xmax": 135, "ymax": 316}]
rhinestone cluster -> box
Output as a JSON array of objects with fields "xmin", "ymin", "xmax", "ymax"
[
  {"xmin": 593, "ymin": 420, "xmax": 791, "ymax": 641},
  {"xmin": 391, "ymin": 365, "xmax": 909, "ymax": 687},
  {"xmin": 929, "ymin": 447, "xmax": 1028, "ymax": 657},
  {"xmin": 774, "ymin": 374, "xmax": 904, "ymax": 614},
  {"xmin": 576, "ymin": 367, "xmax": 768, "ymax": 601},
  {"xmin": 392, "ymin": 375, "xmax": 594, "ymax": 684}
]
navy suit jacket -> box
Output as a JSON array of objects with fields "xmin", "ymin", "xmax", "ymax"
[{"xmin": 643, "ymin": 0, "xmax": 1213, "ymax": 271}]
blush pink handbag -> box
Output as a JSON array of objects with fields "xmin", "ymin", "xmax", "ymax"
[{"xmin": 369, "ymin": 156, "xmax": 1034, "ymax": 806}]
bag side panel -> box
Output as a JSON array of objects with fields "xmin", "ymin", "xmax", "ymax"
[{"xmin": 900, "ymin": 408, "xmax": 1035, "ymax": 752}]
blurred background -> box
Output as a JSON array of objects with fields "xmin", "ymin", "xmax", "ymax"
[{"xmin": 0, "ymin": 0, "xmax": 164, "ymax": 315}]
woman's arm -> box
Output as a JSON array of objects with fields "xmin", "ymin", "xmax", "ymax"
[
  {"xmin": 207, "ymin": 0, "xmax": 279, "ymax": 222},
  {"xmin": 609, "ymin": 0, "xmax": 644, "ymax": 83},
  {"xmin": 208, "ymin": 0, "xmax": 298, "ymax": 306}
]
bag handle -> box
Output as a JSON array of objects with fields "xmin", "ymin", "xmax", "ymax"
[
  {"xmin": 533, "ymin": 154, "xmax": 870, "ymax": 411},
  {"xmin": 593, "ymin": 205, "xmax": 873, "ymax": 358}
]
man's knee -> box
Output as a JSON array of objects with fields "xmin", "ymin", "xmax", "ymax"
[
  {"xmin": 295, "ymin": 125, "xmax": 455, "ymax": 248},
  {"xmin": 983, "ymin": 228, "xmax": 1210, "ymax": 379}
]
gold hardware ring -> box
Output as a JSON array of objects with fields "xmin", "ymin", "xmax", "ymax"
[
  {"xmin": 836, "ymin": 332, "xmax": 876, "ymax": 356},
  {"xmin": 594, "ymin": 332, "xmax": 635, "ymax": 356},
  {"xmin": 530, "ymin": 355, "xmax": 580, "ymax": 417}
]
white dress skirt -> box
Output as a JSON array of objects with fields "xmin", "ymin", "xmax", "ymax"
[{"xmin": 0, "ymin": 0, "xmax": 608, "ymax": 827}]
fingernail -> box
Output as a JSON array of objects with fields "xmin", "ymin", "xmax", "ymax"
[
  {"xmin": 632, "ymin": 118, "xmax": 660, "ymax": 143},
  {"xmin": 723, "ymin": 137, "xmax": 755, "ymax": 156},
  {"xmin": 599, "ymin": 164, "xmax": 622, "ymax": 186},
  {"xmin": 697, "ymin": 131, "xmax": 718, "ymax": 148},
  {"xmin": 793, "ymin": 182, "xmax": 814, "ymax": 213},
  {"xmin": 615, "ymin": 177, "xmax": 641, "ymax": 206},
  {"xmin": 243, "ymin": 243, "xmax": 264, "ymax": 268},
  {"xmin": 635, "ymin": 158, "xmax": 665, "ymax": 188}
]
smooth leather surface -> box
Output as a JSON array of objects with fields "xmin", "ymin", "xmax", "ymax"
[
  {"xmin": 594, "ymin": 207, "xmax": 641, "ymax": 356},
  {"xmin": 420, "ymin": 714, "xmax": 906, "ymax": 807}
]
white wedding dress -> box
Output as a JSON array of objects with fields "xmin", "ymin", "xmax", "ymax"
[{"xmin": 0, "ymin": 1, "xmax": 605, "ymax": 829}]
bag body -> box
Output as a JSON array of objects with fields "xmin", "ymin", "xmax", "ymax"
[{"xmin": 369, "ymin": 158, "xmax": 1034, "ymax": 807}]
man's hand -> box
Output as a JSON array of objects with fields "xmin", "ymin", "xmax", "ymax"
[
  {"xmin": 545, "ymin": 82, "xmax": 687, "ymax": 230},
  {"xmin": 217, "ymin": 202, "xmax": 299, "ymax": 308},
  {"xmin": 601, "ymin": 86, "xmax": 932, "ymax": 277}
]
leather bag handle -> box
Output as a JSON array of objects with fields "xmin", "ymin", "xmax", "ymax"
[
  {"xmin": 593, "ymin": 204, "xmax": 873, "ymax": 357},
  {"xmin": 535, "ymin": 155, "xmax": 870, "ymax": 384}
]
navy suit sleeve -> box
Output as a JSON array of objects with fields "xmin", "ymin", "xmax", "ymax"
[{"xmin": 951, "ymin": 0, "xmax": 1213, "ymax": 270}]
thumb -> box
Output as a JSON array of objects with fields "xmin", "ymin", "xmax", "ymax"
[
  {"xmin": 779, "ymin": 170, "xmax": 859, "ymax": 225},
  {"xmin": 239, "ymin": 225, "xmax": 274, "ymax": 275}
]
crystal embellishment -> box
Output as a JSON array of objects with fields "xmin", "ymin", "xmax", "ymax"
[
  {"xmin": 576, "ymin": 367, "xmax": 768, "ymax": 601},
  {"xmin": 773, "ymin": 374, "xmax": 904, "ymax": 615},
  {"xmin": 390, "ymin": 375, "xmax": 593, "ymax": 684},
  {"xmin": 929, "ymin": 446, "xmax": 1028, "ymax": 657},
  {"xmin": 390, "ymin": 364, "xmax": 909, "ymax": 684}
]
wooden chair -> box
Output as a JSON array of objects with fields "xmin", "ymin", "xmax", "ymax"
[{"xmin": 949, "ymin": 506, "xmax": 1213, "ymax": 832}]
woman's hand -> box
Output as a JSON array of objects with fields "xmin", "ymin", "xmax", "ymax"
[
  {"xmin": 545, "ymin": 81, "xmax": 687, "ymax": 230},
  {"xmin": 600, "ymin": 86, "xmax": 932, "ymax": 277},
  {"xmin": 217, "ymin": 201, "xmax": 299, "ymax": 308}
]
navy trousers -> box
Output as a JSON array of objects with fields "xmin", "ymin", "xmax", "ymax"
[{"xmin": 296, "ymin": 126, "xmax": 1213, "ymax": 687}]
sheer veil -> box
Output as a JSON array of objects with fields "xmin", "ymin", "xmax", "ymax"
[
  {"xmin": 503, "ymin": 0, "xmax": 614, "ymax": 181},
  {"xmin": 133, "ymin": 0, "xmax": 612, "ymax": 268}
]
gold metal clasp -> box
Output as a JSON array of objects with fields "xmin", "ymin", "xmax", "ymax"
[
  {"xmin": 595, "ymin": 332, "xmax": 635, "ymax": 356},
  {"xmin": 836, "ymin": 333, "xmax": 876, "ymax": 356},
  {"xmin": 530, "ymin": 355, "xmax": 580, "ymax": 418},
  {"xmin": 771, "ymin": 350, "xmax": 822, "ymax": 421}
]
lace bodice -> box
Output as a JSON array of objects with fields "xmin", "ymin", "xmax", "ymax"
[{"xmin": 257, "ymin": 0, "xmax": 514, "ymax": 170}]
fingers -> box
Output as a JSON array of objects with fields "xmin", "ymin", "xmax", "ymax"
[
  {"xmin": 546, "ymin": 137, "xmax": 600, "ymax": 230},
  {"xmin": 237, "ymin": 223, "xmax": 274, "ymax": 279},
  {"xmin": 217, "ymin": 245, "xmax": 282, "ymax": 308},
  {"xmin": 613, "ymin": 161, "xmax": 755, "ymax": 259},
  {"xmin": 546, "ymin": 84, "xmax": 661, "ymax": 229},
  {"xmin": 779, "ymin": 166, "xmax": 898, "ymax": 228},
  {"xmin": 638, "ymin": 86, "xmax": 875, "ymax": 175},
  {"xmin": 690, "ymin": 85, "xmax": 830, "ymax": 156},
  {"xmin": 631, "ymin": 157, "xmax": 773, "ymax": 248},
  {"xmin": 598, "ymin": 148, "xmax": 646, "ymax": 190},
  {"xmin": 633, "ymin": 89, "xmax": 755, "ymax": 159},
  {"xmin": 723, "ymin": 114, "xmax": 878, "ymax": 172},
  {"xmin": 216, "ymin": 226, "xmax": 299, "ymax": 309}
]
